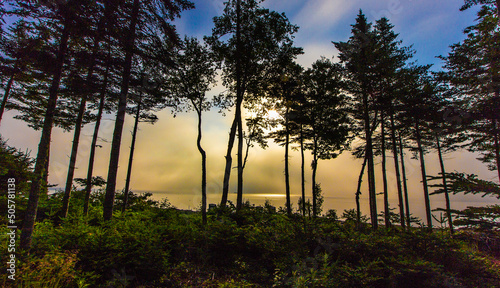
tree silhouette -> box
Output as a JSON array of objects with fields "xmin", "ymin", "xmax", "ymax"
[
  {"xmin": 441, "ymin": 5, "xmax": 500, "ymax": 183},
  {"xmin": 302, "ymin": 57, "xmax": 351, "ymax": 217},
  {"xmin": 60, "ymin": 0, "xmax": 118, "ymax": 219},
  {"xmin": 334, "ymin": 11, "xmax": 379, "ymax": 228},
  {"xmin": 10, "ymin": 0, "xmax": 93, "ymax": 250},
  {"xmin": 267, "ymin": 61, "xmax": 303, "ymax": 215},
  {"xmin": 206, "ymin": 0, "xmax": 301, "ymax": 210},
  {"xmin": 166, "ymin": 37, "xmax": 216, "ymax": 224},
  {"xmin": 103, "ymin": 0, "xmax": 194, "ymax": 221}
]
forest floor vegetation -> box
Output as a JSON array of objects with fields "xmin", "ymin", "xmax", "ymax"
[{"xmin": 1, "ymin": 190, "xmax": 500, "ymax": 287}]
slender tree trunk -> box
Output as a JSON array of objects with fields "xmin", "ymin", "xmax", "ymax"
[
  {"xmin": 60, "ymin": 94, "xmax": 87, "ymax": 218},
  {"xmin": 83, "ymin": 93, "xmax": 105, "ymax": 215},
  {"xmin": 103, "ymin": 0, "xmax": 140, "ymax": 221},
  {"xmin": 356, "ymin": 156, "xmax": 368, "ymax": 226},
  {"xmin": 221, "ymin": 117, "xmax": 237, "ymax": 207},
  {"xmin": 300, "ymin": 124, "xmax": 306, "ymax": 217},
  {"xmin": 399, "ymin": 133, "xmax": 411, "ymax": 228},
  {"xmin": 364, "ymin": 93, "xmax": 377, "ymax": 229},
  {"xmin": 436, "ymin": 134, "xmax": 453, "ymax": 235},
  {"xmin": 122, "ymin": 94, "xmax": 142, "ymax": 212},
  {"xmin": 194, "ymin": 104, "xmax": 207, "ymax": 224},
  {"xmin": 242, "ymin": 133, "xmax": 251, "ymax": 171},
  {"xmin": 390, "ymin": 113, "xmax": 405, "ymax": 229},
  {"xmin": 415, "ymin": 121, "xmax": 432, "ymax": 230},
  {"xmin": 235, "ymin": 0, "xmax": 244, "ymax": 212},
  {"xmin": 83, "ymin": 56, "xmax": 109, "ymax": 216},
  {"xmin": 20, "ymin": 22, "xmax": 70, "ymax": 251},
  {"xmin": 61, "ymin": 16, "xmax": 106, "ymax": 218},
  {"xmin": 0, "ymin": 70, "xmax": 15, "ymax": 126},
  {"xmin": 312, "ymin": 136, "xmax": 318, "ymax": 218},
  {"xmin": 285, "ymin": 103, "xmax": 291, "ymax": 215},
  {"xmin": 236, "ymin": 106, "xmax": 243, "ymax": 211},
  {"xmin": 381, "ymin": 111, "xmax": 390, "ymax": 228}
]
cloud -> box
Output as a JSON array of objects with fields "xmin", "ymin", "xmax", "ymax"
[
  {"xmin": 296, "ymin": 42, "xmax": 339, "ymax": 68},
  {"xmin": 293, "ymin": 0, "xmax": 355, "ymax": 36}
]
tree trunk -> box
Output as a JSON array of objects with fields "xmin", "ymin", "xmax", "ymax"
[
  {"xmin": 20, "ymin": 22, "xmax": 70, "ymax": 251},
  {"xmin": 285, "ymin": 102, "xmax": 291, "ymax": 215},
  {"xmin": 390, "ymin": 113, "xmax": 405, "ymax": 229},
  {"xmin": 242, "ymin": 133, "xmax": 250, "ymax": 171},
  {"xmin": 356, "ymin": 155, "xmax": 368, "ymax": 226},
  {"xmin": 381, "ymin": 111, "xmax": 390, "ymax": 228},
  {"xmin": 399, "ymin": 132, "xmax": 411, "ymax": 228},
  {"xmin": 221, "ymin": 117, "xmax": 237, "ymax": 207},
  {"xmin": 364, "ymin": 93, "xmax": 377, "ymax": 229},
  {"xmin": 194, "ymin": 103, "xmax": 207, "ymax": 225},
  {"xmin": 436, "ymin": 134, "xmax": 454, "ymax": 235},
  {"xmin": 103, "ymin": 0, "xmax": 140, "ymax": 221},
  {"xmin": 235, "ymin": 0, "xmax": 244, "ymax": 212},
  {"xmin": 236, "ymin": 104, "xmax": 243, "ymax": 211},
  {"xmin": 0, "ymin": 70, "xmax": 15, "ymax": 126},
  {"xmin": 61, "ymin": 13, "xmax": 107, "ymax": 218},
  {"xmin": 122, "ymin": 94, "xmax": 142, "ymax": 212},
  {"xmin": 312, "ymin": 136, "xmax": 318, "ymax": 218},
  {"xmin": 83, "ymin": 54, "xmax": 109, "ymax": 216},
  {"xmin": 300, "ymin": 124, "xmax": 306, "ymax": 217},
  {"xmin": 60, "ymin": 93, "xmax": 87, "ymax": 218},
  {"xmin": 415, "ymin": 121, "xmax": 432, "ymax": 230}
]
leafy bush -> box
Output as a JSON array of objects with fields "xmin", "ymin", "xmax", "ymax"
[{"xmin": 2, "ymin": 190, "xmax": 499, "ymax": 287}]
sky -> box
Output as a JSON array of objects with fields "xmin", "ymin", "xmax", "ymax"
[{"xmin": 1, "ymin": 0, "xmax": 499, "ymax": 219}]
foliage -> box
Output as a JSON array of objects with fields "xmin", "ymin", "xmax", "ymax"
[
  {"xmin": 74, "ymin": 176, "xmax": 106, "ymax": 189},
  {"xmin": 440, "ymin": 4, "xmax": 500, "ymax": 176},
  {"xmin": 429, "ymin": 172, "xmax": 500, "ymax": 199},
  {"xmin": 430, "ymin": 172, "xmax": 500, "ymax": 230},
  {"xmin": 1, "ymin": 194, "xmax": 499, "ymax": 287},
  {"xmin": 0, "ymin": 135, "xmax": 33, "ymax": 193},
  {"xmin": 448, "ymin": 205, "xmax": 500, "ymax": 230}
]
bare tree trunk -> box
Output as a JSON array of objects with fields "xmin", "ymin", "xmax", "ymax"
[
  {"xmin": 103, "ymin": 0, "xmax": 140, "ymax": 221},
  {"xmin": 236, "ymin": 106, "xmax": 243, "ymax": 211},
  {"xmin": 300, "ymin": 124, "xmax": 306, "ymax": 217},
  {"xmin": 221, "ymin": 117, "xmax": 237, "ymax": 207},
  {"xmin": 312, "ymin": 136, "xmax": 318, "ymax": 218},
  {"xmin": 415, "ymin": 121, "xmax": 432, "ymax": 230},
  {"xmin": 436, "ymin": 134, "xmax": 453, "ymax": 235},
  {"xmin": 83, "ymin": 56, "xmax": 109, "ymax": 216},
  {"xmin": 194, "ymin": 103, "xmax": 207, "ymax": 224},
  {"xmin": 381, "ymin": 111, "xmax": 390, "ymax": 228},
  {"xmin": 122, "ymin": 94, "xmax": 142, "ymax": 212},
  {"xmin": 61, "ymin": 14, "xmax": 107, "ymax": 218},
  {"xmin": 399, "ymin": 133, "xmax": 411, "ymax": 228},
  {"xmin": 356, "ymin": 156, "xmax": 367, "ymax": 226},
  {"xmin": 285, "ymin": 103, "xmax": 291, "ymax": 215},
  {"xmin": 235, "ymin": 0, "xmax": 244, "ymax": 212},
  {"xmin": 20, "ymin": 22, "xmax": 70, "ymax": 251},
  {"xmin": 364, "ymin": 93, "xmax": 377, "ymax": 229},
  {"xmin": 0, "ymin": 70, "xmax": 15, "ymax": 126},
  {"xmin": 390, "ymin": 113, "xmax": 405, "ymax": 229},
  {"xmin": 242, "ymin": 133, "xmax": 250, "ymax": 171},
  {"xmin": 60, "ymin": 94, "xmax": 87, "ymax": 218}
]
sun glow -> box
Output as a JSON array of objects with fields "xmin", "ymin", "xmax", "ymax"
[{"xmin": 266, "ymin": 109, "xmax": 281, "ymax": 120}]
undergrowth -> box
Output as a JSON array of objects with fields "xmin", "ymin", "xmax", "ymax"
[{"xmin": 0, "ymin": 190, "xmax": 499, "ymax": 287}]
